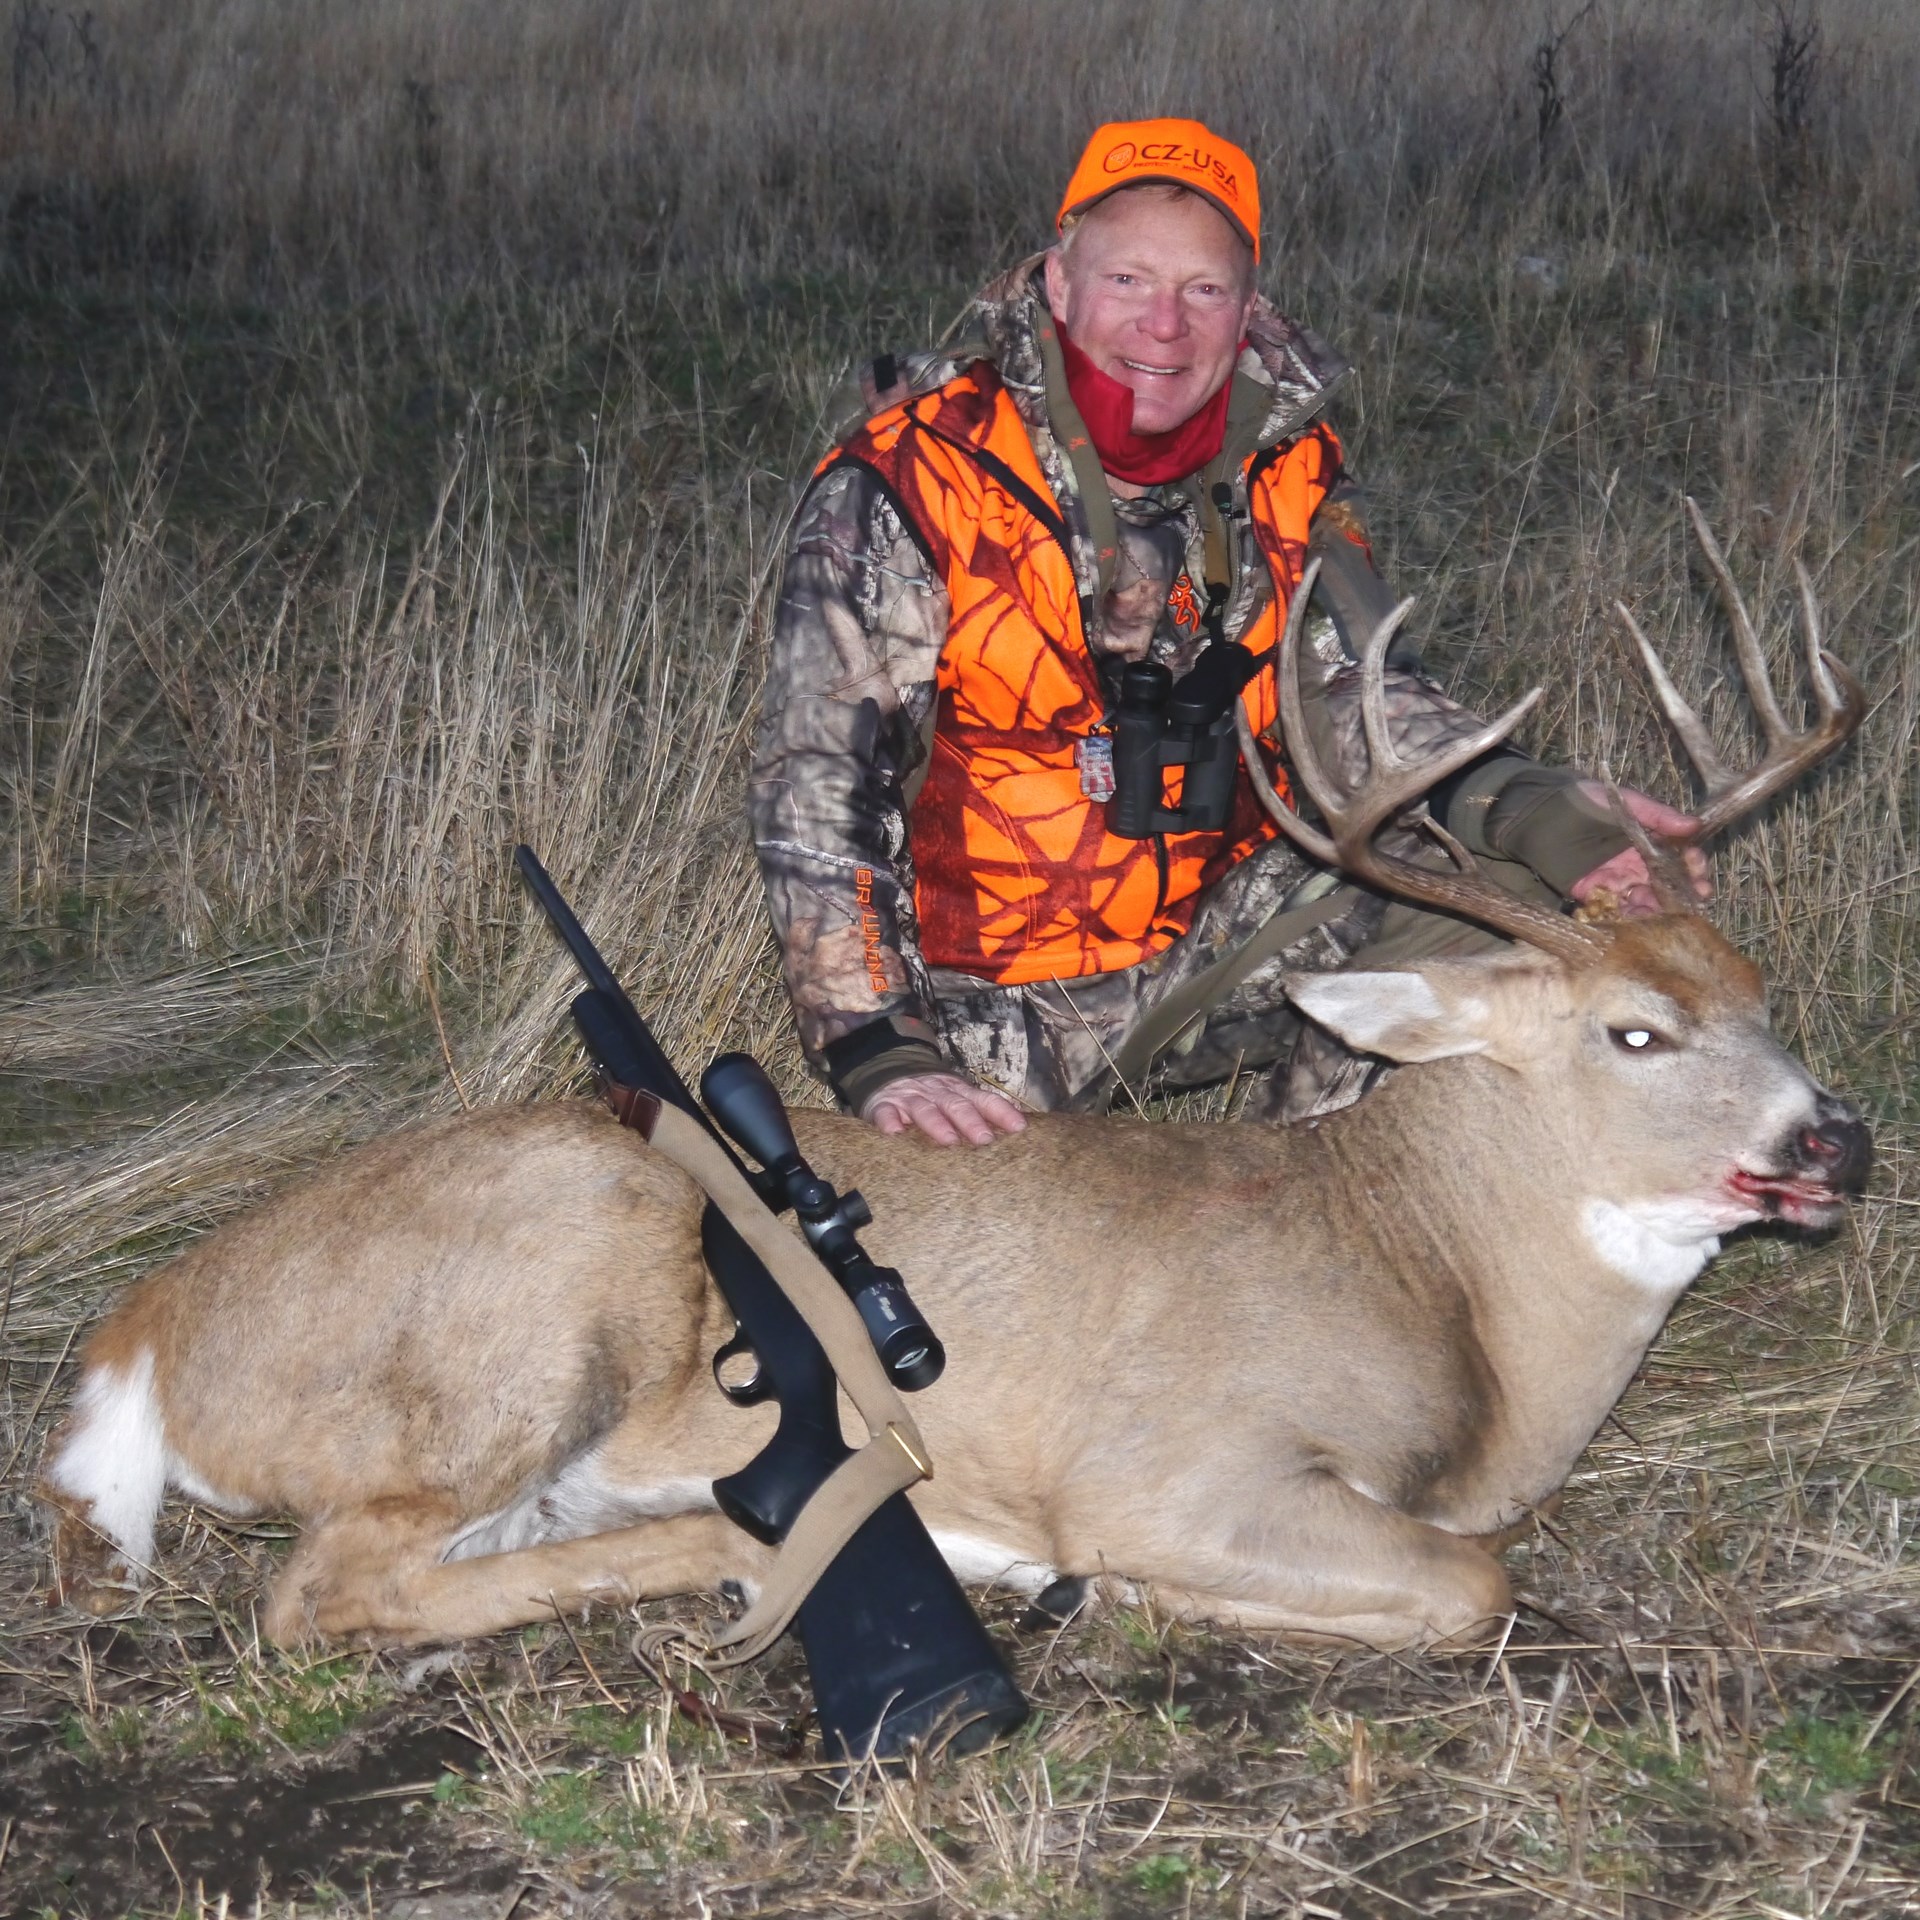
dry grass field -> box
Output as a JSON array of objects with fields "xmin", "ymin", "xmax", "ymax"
[{"xmin": 3, "ymin": 1, "xmax": 1918, "ymax": 1913}]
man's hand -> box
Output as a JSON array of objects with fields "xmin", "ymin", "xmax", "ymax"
[
  {"xmin": 1569, "ymin": 784, "xmax": 1713, "ymax": 918},
  {"xmin": 861, "ymin": 1071, "xmax": 1028, "ymax": 1146}
]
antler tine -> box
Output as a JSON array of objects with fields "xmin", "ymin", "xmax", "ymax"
[
  {"xmin": 1236, "ymin": 700, "xmax": 1336, "ymax": 868},
  {"xmin": 1684, "ymin": 495, "xmax": 1791, "ymax": 743},
  {"xmin": 1612, "ymin": 597, "xmax": 1732, "ymax": 789},
  {"xmin": 1340, "ymin": 686, "xmax": 1550, "ymax": 853},
  {"xmin": 1274, "ymin": 571, "xmax": 1543, "ymax": 844},
  {"xmin": 1239, "ymin": 577, "xmax": 1606, "ymax": 965},
  {"xmin": 1234, "ymin": 560, "xmax": 1340, "ymax": 868},
  {"xmin": 1267, "ymin": 560, "xmax": 1347, "ymax": 825},
  {"xmin": 1357, "ymin": 596, "xmax": 1422, "ymax": 776},
  {"xmin": 1687, "ymin": 649, "xmax": 1865, "ymax": 840},
  {"xmin": 1794, "ymin": 558, "xmax": 1850, "ymax": 714},
  {"xmin": 1621, "ymin": 502, "xmax": 1869, "ymax": 844}
]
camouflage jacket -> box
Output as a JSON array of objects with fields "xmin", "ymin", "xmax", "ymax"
[{"xmin": 749, "ymin": 264, "xmax": 1624, "ymax": 1104}]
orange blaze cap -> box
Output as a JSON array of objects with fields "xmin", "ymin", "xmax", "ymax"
[{"xmin": 1057, "ymin": 118, "xmax": 1261, "ymax": 261}]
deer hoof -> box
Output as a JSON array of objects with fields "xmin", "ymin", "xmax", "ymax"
[
  {"xmin": 46, "ymin": 1507, "xmax": 138, "ymax": 1616},
  {"xmin": 1018, "ymin": 1574, "xmax": 1090, "ymax": 1632}
]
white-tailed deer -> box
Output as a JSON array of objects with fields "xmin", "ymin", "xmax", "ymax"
[{"xmin": 42, "ymin": 506, "xmax": 1870, "ymax": 1652}]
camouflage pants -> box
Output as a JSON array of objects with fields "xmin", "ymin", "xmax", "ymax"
[{"xmin": 930, "ymin": 838, "xmax": 1560, "ymax": 1124}]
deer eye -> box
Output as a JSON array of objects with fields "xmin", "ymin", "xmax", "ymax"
[{"xmin": 1610, "ymin": 1026, "xmax": 1664, "ymax": 1053}]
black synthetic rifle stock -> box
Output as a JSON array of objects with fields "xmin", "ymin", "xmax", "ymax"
[{"xmin": 514, "ymin": 846, "xmax": 1026, "ymax": 1762}]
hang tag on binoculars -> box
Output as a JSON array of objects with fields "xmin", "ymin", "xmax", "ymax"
[{"xmin": 1076, "ymin": 733, "xmax": 1117, "ymax": 801}]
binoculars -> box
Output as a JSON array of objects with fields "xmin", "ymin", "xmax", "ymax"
[{"xmin": 1106, "ymin": 640, "xmax": 1261, "ymax": 838}]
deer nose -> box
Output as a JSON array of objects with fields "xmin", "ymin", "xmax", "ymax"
[{"xmin": 1792, "ymin": 1097, "xmax": 1873, "ymax": 1194}]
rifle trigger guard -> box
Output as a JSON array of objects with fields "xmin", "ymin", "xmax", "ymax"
[{"xmin": 712, "ymin": 1327, "xmax": 772, "ymax": 1407}]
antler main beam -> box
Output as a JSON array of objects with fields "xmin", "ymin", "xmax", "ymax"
[
  {"xmin": 1236, "ymin": 563, "xmax": 1606, "ymax": 965},
  {"xmin": 1613, "ymin": 496, "xmax": 1866, "ymax": 842}
]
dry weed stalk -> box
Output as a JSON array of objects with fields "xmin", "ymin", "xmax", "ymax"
[{"xmin": 1, "ymin": 0, "xmax": 1916, "ymax": 295}]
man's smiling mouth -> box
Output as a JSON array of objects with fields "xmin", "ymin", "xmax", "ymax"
[{"xmin": 1120, "ymin": 359, "xmax": 1185, "ymax": 376}]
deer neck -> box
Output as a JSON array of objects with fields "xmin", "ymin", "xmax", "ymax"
[{"xmin": 1322, "ymin": 1054, "xmax": 1713, "ymax": 1517}]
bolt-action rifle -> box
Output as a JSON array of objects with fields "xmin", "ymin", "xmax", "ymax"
[{"xmin": 515, "ymin": 845, "xmax": 1026, "ymax": 1762}]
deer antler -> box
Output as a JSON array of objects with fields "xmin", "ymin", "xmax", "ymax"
[
  {"xmin": 1235, "ymin": 563, "xmax": 1607, "ymax": 965},
  {"xmin": 1612, "ymin": 497, "xmax": 1866, "ymax": 843}
]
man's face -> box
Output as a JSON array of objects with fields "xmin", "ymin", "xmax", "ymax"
[{"xmin": 1044, "ymin": 187, "xmax": 1257, "ymax": 435}]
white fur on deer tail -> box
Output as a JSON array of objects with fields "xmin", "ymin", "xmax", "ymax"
[{"xmin": 44, "ymin": 1350, "xmax": 171, "ymax": 1568}]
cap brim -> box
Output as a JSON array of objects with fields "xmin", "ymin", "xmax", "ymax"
[{"xmin": 1060, "ymin": 179, "xmax": 1258, "ymax": 259}]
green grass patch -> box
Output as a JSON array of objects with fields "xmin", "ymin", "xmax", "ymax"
[
  {"xmin": 1128, "ymin": 1850, "xmax": 1192, "ymax": 1895},
  {"xmin": 509, "ymin": 1764, "xmax": 726, "ymax": 1870},
  {"xmin": 183, "ymin": 1653, "xmax": 392, "ymax": 1756},
  {"xmin": 60, "ymin": 1705, "xmax": 147, "ymax": 1761},
  {"xmin": 1763, "ymin": 1707, "xmax": 1894, "ymax": 1812}
]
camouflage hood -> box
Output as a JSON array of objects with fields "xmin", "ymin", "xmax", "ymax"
[{"xmin": 845, "ymin": 259, "xmax": 1350, "ymax": 463}]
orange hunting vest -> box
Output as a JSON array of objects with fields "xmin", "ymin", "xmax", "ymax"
[{"xmin": 829, "ymin": 365, "xmax": 1339, "ymax": 986}]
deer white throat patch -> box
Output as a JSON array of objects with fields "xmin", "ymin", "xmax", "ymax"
[{"xmin": 1580, "ymin": 1198, "xmax": 1720, "ymax": 1296}]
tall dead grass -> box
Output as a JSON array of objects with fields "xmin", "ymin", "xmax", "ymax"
[
  {"xmin": 0, "ymin": 5, "xmax": 1908, "ymax": 1334},
  {"xmin": 3, "ymin": 0, "xmax": 1918, "ymax": 294},
  {"xmin": 1, "ymin": 0, "xmax": 1912, "ymax": 1409}
]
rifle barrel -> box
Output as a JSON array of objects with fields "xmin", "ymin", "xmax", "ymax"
[
  {"xmin": 515, "ymin": 843, "xmax": 737, "ymax": 1165},
  {"xmin": 513, "ymin": 843, "xmax": 623, "ymax": 1000}
]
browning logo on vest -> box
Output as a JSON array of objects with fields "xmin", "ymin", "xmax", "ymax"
[
  {"xmin": 826, "ymin": 367, "xmax": 1337, "ymax": 987},
  {"xmin": 1165, "ymin": 571, "xmax": 1203, "ymax": 635}
]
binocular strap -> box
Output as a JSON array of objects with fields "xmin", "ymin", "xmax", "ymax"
[{"xmin": 609, "ymin": 1091, "xmax": 934, "ymax": 1669}]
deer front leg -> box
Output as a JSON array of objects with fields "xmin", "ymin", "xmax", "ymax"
[
  {"xmin": 267, "ymin": 1505, "xmax": 772, "ymax": 1648},
  {"xmin": 1094, "ymin": 1469, "xmax": 1512, "ymax": 1652}
]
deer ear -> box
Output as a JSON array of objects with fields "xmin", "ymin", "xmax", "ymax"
[{"xmin": 1283, "ymin": 970, "xmax": 1493, "ymax": 1064}]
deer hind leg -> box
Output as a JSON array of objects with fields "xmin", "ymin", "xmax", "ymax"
[
  {"xmin": 266, "ymin": 1503, "xmax": 771, "ymax": 1648},
  {"xmin": 1091, "ymin": 1470, "xmax": 1512, "ymax": 1653}
]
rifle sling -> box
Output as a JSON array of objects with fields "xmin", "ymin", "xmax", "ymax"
[
  {"xmin": 1107, "ymin": 876, "xmax": 1351, "ymax": 1089},
  {"xmin": 607, "ymin": 878, "xmax": 1349, "ymax": 1655},
  {"xmin": 606, "ymin": 1087, "xmax": 931, "ymax": 1667}
]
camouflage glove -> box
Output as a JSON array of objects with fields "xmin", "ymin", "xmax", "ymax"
[{"xmin": 1438, "ymin": 756, "xmax": 1632, "ymax": 899}]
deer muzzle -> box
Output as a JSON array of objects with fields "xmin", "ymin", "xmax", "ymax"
[
  {"xmin": 1790, "ymin": 1094, "xmax": 1874, "ymax": 1197},
  {"xmin": 1731, "ymin": 1091, "xmax": 1872, "ymax": 1225}
]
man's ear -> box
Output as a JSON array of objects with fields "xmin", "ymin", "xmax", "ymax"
[
  {"xmin": 1283, "ymin": 968, "xmax": 1495, "ymax": 1064},
  {"xmin": 1043, "ymin": 246, "xmax": 1070, "ymax": 321}
]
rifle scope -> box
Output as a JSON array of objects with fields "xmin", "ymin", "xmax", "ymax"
[{"xmin": 700, "ymin": 1052, "xmax": 946, "ymax": 1392}]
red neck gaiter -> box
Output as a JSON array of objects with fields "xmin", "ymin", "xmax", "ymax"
[{"xmin": 1057, "ymin": 325, "xmax": 1236, "ymax": 486}]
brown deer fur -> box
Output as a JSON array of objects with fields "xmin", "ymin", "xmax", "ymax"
[{"xmin": 41, "ymin": 913, "xmax": 1866, "ymax": 1652}]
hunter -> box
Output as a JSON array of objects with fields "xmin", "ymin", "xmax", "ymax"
[{"xmin": 751, "ymin": 119, "xmax": 1699, "ymax": 1145}]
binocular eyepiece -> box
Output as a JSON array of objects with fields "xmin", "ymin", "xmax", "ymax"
[{"xmin": 700, "ymin": 1053, "xmax": 947, "ymax": 1392}]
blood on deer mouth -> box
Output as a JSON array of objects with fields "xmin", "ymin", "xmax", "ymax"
[{"xmin": 1726, "ymin": 1167, "xmax": 1849, "ymax": 1227}]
